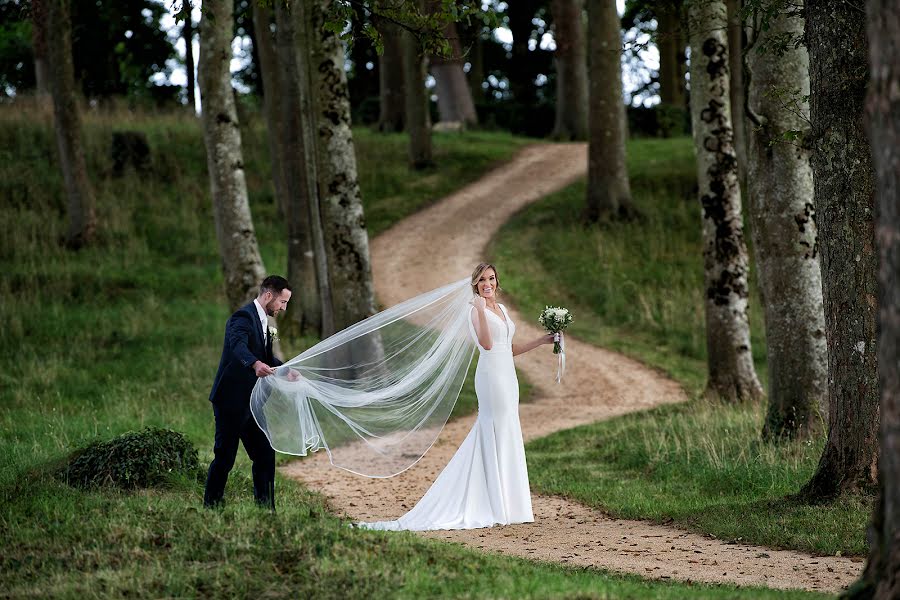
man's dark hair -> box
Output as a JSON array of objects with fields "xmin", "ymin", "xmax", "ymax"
[{"xmin": 260, "ymin": 275, "xmax": 291, "ymax": 295}]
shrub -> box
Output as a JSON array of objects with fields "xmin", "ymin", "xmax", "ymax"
[{"xmin": 61, "ymin": 427, "xmax": 202, "ymax": 490}]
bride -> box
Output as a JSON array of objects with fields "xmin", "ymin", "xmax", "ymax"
[{"xmin": 250, "ymin": 262, "xmax": 555, "ymax": 531}]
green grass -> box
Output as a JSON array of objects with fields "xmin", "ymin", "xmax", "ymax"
[
  {"xmin": 493, "ymin": 137, "xmax": 766, "ymax": 395},
  {"xmin": 492, "ymin": 136, "xmax": 871, "ymax": 557},
  {"xmin": 0, "ymin": 107, "xmax": 826, "ymax": 597},
  {"xmin": 526, "ymin": 400, "xmax": 869, "ymax": 557}
]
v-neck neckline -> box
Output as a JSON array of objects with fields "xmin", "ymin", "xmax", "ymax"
[{"xmin": 485, "ymin": 304, "xmax": 507, "ymax": 325}]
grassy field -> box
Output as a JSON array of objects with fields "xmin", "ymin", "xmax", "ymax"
[
  {"xmin": 0, "ymin": 107, "xmax": 830, "ymax": 598},
  {"xmin": 492, "ymin": 137, "xmax": 871, "ymax": 557}
]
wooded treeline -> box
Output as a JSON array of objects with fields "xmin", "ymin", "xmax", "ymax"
[{"xmin": 7, "ymin": 0, "xmax": 900, "ymax": 592}]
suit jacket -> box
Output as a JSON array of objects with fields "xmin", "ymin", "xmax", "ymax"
[{"xmin": 209, "ymin": 302, "xmax": 283, "ymax": 408}]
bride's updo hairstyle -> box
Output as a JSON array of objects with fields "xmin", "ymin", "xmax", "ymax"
[{"xmin": 471, "ymin": 262, "xmax": 502, "ymax": 296}]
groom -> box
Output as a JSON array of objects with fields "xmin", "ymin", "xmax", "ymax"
[{"xmin": 203, "ymin": 275, "xmax": 292, "ymax": 510}]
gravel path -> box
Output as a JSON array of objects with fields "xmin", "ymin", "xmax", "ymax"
[{"xmin": 282, "ymin": 143, "xmax": 863, "ymax": 594}]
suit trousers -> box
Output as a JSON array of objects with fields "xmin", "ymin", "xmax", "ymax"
[{"xmin": 203, "ymin": 402, "xmax": 276, "ymax": 510}]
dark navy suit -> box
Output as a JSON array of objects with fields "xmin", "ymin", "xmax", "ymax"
[{"xmin": 204, "ymin": 301, "xmax": 282, "ymax": 509}]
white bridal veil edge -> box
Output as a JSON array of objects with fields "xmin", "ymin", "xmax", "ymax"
[{"xmin": 250, "ymin": 278, "xmax": 477, "ymax": 478}]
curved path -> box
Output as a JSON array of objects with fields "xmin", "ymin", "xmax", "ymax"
[{"xmin": 282, "ymin": 143, "xmax": 863, "ymax": 593}]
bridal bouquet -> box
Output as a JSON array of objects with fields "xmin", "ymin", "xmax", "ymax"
[{"xmin": 538, "ymin": 306, "xmax": 573, "ymax": 354}]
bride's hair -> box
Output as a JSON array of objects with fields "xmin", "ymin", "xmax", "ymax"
[{"xmin": 470, "ymin": 262, "xmax": 501, "ymax": 296}]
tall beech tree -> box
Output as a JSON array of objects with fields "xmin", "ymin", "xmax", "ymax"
[
  {"xmin": 198, "ymin": 0, "xmax": 266, "ymax": 310},
  {"xmin": 375, "ymin": 18, "xmax": 406, "ymax": 133},
  {"xmin": 403, "ymin": 22, "xmax": 433, "ymax": 169},
  {"xmin": 854, "ymin": 1, "xmax": 900, "ymax": 594},
  {"xmin": 550, "ymin": 0, "xmax": 588, "ymax": 140},
  {"xmin": 656, "ymin": 1, "xmax": 686, "ymax": 109},
  {"xmin": 430, "ymin": 19, "xmax": 478, "ymax": 127},
  {"xmin": 182, "ymin": 11, "xmax": 196, "ymax": 109},
  {"xmin": 799, "ymin": 0, "xmax": 879, "ymax": 501},
  {"xmin": 46, "ymin": 0, "xmax": 96, "ymax": 249},
  {"xmin": 726, "ymin": 0, "xmax": 746, "ymax": 184},
  {"xmin": 31, "ymin": 0, "xmax": 49, "ymax": 95},
  {"xmin": 585, "ymin": 0, "xmax": 633, "ymax": 221},
  {"xmin": 296, "ymin": 0, "xmax": 377, "ymax": 332},
  {"xmin": 745, "ymin": 8, "xmax": 826, "ymax": 439},
  {"xmin": 273, "ymin": 1, "xmax": 324, "ymax": 336},
  {"xmin": 688, "ymin": 0, "xmax": 763, "ymax": 402},
  {"xmin": 251, "ymin": 3, "xmax": 287, "ymax": 217}
]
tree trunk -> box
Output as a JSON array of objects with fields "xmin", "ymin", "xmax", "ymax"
[
  {"xmin": 430, "ymin": 20, "xmax": 478, "ymax": 128},
  {"xmin": 726, "ymin": 0, "xmax": 747, "ymax": 186},
  {"xmin": 251, "ymin": 3, "xmax": 286, "ymax": 218},
  {"xmin": 375, "ymin": 18, "xmax": 406, "ymax": 133},
  {"xmin": 688, "ymin": 0, "xmax": 763, "ymax": 402},
  {"xmin": 507, "ymin": 0, "xmax": 540, "ymax": 105},
  {"xmin": 745, "ymin": 9, "xmax": 826, "ymax": 440},
  {"xmin": 467, "ymin": 30, "xmax": 485, "ymax": 103},
  {"xmin": 585, "ymin": 0, "xmax": 633, "ymax": 222},
  {"xmin": 403, "ymin": 25, "xmax": 433, "ymax": 169},
  {"xmin": 273, "ymin": 2, "xmax": 324, "ymax": 337},
  {"xmin": 183, "ymin": 12, "xmax": 196, "ymax": 109},
  {"xmin": 853, "ymin": 2, "xmax": 900, "ymax": 595},
  {"xmin": 198, "ymin": 0, "xmax": 266, "ymax": 311},
  {"xmin": 657, "ymin": 2, "xmax": 685, "ymax": 109},
  {"xmin": 860, "ymin": 1, "xmax": 900, "ymax": 592},
  {"xmin": 31, "ymin": 0, "xmax": 49, "ymax": 96},
  {"xmin": 46, "ymin": 0, "xmax": 96, "ymax": 249},
  {"xmin": 799, "ymin": 0, "xmax": 879, "ymax": 501},
  {"xmin": 299, "ymin": 0, "xmax": 377, "ymax": 332},
  {"xmin": 550, "ymin": 0, "xmax": 588, "ymax": 140}
]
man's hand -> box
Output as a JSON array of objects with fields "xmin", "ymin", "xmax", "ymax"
[
  {"xmin": 285, "ymin": 369, "xmax": 301, "ymax": 382},
  {"xmin": 253, "ymin": 361, "xmax": 276, "ymax": 377}
]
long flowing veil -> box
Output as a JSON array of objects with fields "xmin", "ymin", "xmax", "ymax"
[{"xmin": 250, "ymin": 278, "xmax": 476, "ymax": 478}]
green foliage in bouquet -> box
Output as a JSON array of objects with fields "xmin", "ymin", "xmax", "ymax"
[
  {"xmin": 539, "ymin": 306, "xmax": 574, "ymax": 354},
  {"xmin": 61, "ymin": 427, "xmax": 203, "ymax": 490}
]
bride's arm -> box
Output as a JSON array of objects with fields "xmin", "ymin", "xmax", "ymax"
[
  {"xmin": 471, "ymin": 299, "xmax": 493, "ymax": 350},
  {"xmin": 512, "ymin": 333, "xmax": 555, "ymax": 357}
]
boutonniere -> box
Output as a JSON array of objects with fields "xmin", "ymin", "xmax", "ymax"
[{"xmin": 268, "ymin": 326, "xmax": 279, "ymax": 342}]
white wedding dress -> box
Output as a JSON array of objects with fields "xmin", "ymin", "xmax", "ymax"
[{"xmin": 359, "ymin": 303, "xmax": 534, "ymax": 531}]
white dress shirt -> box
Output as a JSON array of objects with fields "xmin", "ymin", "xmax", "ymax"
[{"xmin": 253, "ymin": 299, "xmax": 268, "ymax": 343}]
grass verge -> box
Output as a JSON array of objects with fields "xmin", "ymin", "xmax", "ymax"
[
  {"xmin": 0, "ymin": 110, "xmax": 822, "ymax": 597},
  {"xmin": 492, "ymin": 136, "xmax": 871, "ymax": 557}
]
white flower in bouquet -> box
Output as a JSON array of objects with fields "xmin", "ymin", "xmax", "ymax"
[{"xmin": 538, "ymin": 306, "xmax": 573, "ymax": 354}]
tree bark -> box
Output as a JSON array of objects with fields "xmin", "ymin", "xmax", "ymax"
[
  {"xmin": 657, "ymin": 2, "xmax": 686, "ymax": 108},
  {"xmin": 799, "ymin": 0, "xmax": 879, "ymax": 501},
  {"xmin": 850, "ymin": 0, "xmax": 900, "ymax": 600},
  {"xmin": 854, "ymin": 2, "xmax": 900, "ymax": 595},
  {"xmin": 273, "ymin": 2, "xmax": 324, "ymax": 337},
  {"xmin": 198, "ymin": 0, "xmax": 266, "ymax": 311},
  {"xmin": 375, "ymin": 18, "xmax": 406, "ymax": 133},
  {"xmin": 183, "ymin": 12, "xmax": 196, "ymax": 109},
  {"xmin": 403, "ymin": 24, "xmax": 433, "ymax": 169},
  {"xmin": 466, "ymin": 29, "xmax": 485, "ymax": 103},
  {"xmin": 430, "ymin": 19, "xmax": 478, "ymax": 128},
  {"xmin": 550, "ymin": 0, "xmax": 589, "ymax": 140},
  {"xmin": 745, "ymin": 9, "xmax": 826, "ymax": 440},
  {"xmin": 299, "ymin": 0, "xmax": 377, "ymax": 332},
  {"xmin": 688, "ymin": 0, "xmax": 763, "ymax": 402},
  {"xmin": 46, "ymin": 0, "xmax": 96, "ymax": 249},
  {"xmin": 507, "ymin": 0, "xmax": 541, "ymax": 105},
  {"xmin": 251, "ymin": 3, "xmax": 286, "ymax": 218},
  {"xmin": 585, "ymin": 0, "xmax": 633, "ymax": 222},
  {"xmin": 31, "ymin": 0, "xmax": 50, "ymax": 96},
  {"xmin": 726, "ymin": 0, "xmax": 747, "ymax": 186}
]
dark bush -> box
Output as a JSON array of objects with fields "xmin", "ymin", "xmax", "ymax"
[{"xmin": 61, "ymin": 427, "xmax": 202, "ymax": 490}]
